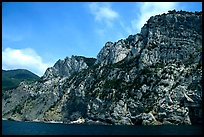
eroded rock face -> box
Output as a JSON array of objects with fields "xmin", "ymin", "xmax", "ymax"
[
  {"xmin": 42, "ymin": 56, "xmax": 96, "ymax": 80},
  {"xmin": 139, "ymin": 11, "xmax": 202, "ymax": 68},
  {"xmin": 95, "ymin": 41, "xmax": 130, "ymax": 66},
  {"xmin": 95, "ymin": 34, "xmax": 144, "ymax": 66},
  {"xmin": 2, "ymin": 10, "xmax": 202, "ymax": 125}
]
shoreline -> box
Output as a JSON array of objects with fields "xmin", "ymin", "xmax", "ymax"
[
  {"xmin": 2, "ymin": 118, "xmax": 64, "ymax": 125},
  {"xmin": 2, "ymin": 118, "xmax": 202, "ymax": 126}
]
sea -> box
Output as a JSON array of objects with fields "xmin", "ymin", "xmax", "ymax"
[{"xmin": 2, "ymin": 120, "xmax": 202, "ymax": 135}]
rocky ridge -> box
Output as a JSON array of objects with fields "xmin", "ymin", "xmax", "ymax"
[
  {"xmin": 42, "ymin": 55, "xmax": 96, "ymax": 80},
  {"xmin": 2, "ymin": 10, "xmax": 202, "ymax": 125}
]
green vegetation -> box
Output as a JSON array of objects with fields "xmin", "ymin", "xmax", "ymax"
[
  {"xmin": 144, "ymin": 105, "xmax": 153, "ymax": 113},
  {"xmin": 2, "ymin": 69, "xmax": 40, "ymax": 91},
  {"xmin": 103, "ymin": 79, "xmax": 121, "ymax": 89},
  {"xmin": 13, "ymin": 105, "xmax": 23, "ymax": 115},
  {"xmin": 74, "ymin": 56, "xmax": 96, "ymax": 67},
  {"xmin": 84, "ymin": 58, "xmax": 97, "ymax": 67}
]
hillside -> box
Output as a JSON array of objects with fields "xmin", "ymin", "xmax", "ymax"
[
  {"xmin": 2, "ymin": 10, "xmax": 202, "ymax": 125},
  {"xmin": 2, "ymin": 69, "xmax": 40, "ymax": 91}
]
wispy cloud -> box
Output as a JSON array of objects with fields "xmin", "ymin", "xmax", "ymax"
[
  {"xmin": 2, "ymin": 48, "xmax": 52, "ymax": 76},
  {"xmin": 129, "ymin": 2, "xmax": 179, "ymax": 34},
  {"xmin": 89, "ymin": 2, "xmax": 119, "ymax": 27},
  {"xmin": 91, "ymin": 2, "xmax": 179, "ymax": 42},
  {"xmin": 88, "ymin": 2, "xmax": 127, "ymax": 43},
  {"xmin": 121, "ymin": 2, "xmax": 179, "ymax": 34}
]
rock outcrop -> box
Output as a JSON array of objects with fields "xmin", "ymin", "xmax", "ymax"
[
  {"xmin": 2, "ymin": 10, "xmax": 202, "ymax": 125},
  {"xmin": 42, "ymin": 55, "xmax": 96, "ymax": 80}
]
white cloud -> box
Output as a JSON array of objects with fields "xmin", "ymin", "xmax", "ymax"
[
  {"xmin": 131, "ymin": 2, "xmax": 179, "ymax": 33},
  {"xmin": 89, "ymin": 2, "xmax": 119, "ymax": 27},
  {"xmin": 2, "ymin": 47, "xmax": 52, "ymax": 76},
  {"xmin": 88, "ymin": 2, "xmax": 124, "ymax": 43}
]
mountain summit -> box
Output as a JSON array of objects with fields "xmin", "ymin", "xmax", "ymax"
[{"xmin": 2, "ymin": 10, "xmax": 202, "ymax": 125}]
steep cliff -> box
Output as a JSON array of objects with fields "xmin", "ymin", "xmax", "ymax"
[
  {"xmin": 42, "ymin": 55, "xmax": 96, "ymax": 80},
  {"xmin": 2, "ymin": 10, "xmax": 202, "ymax": 125}
]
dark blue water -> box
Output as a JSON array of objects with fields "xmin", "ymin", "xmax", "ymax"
[{"xmin": 2, "ymin": 120, "xmax": 202, "ymax": 135}]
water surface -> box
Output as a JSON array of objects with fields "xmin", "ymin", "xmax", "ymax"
[{"xmin": 2, "ymin": 120, "xmax": 202, "ymax": 135}]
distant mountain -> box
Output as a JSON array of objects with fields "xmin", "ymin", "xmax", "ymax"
[{"xmin": 2, "ymin": 69, "xmax": 40, "ymax": 91}]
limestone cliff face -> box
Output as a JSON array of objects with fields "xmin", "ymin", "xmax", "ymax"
[
  {"xmin": 95, "ymin": 40, "xmax": 131, "ymax": 66},
  {"xmin": 2, "ymin": 10, "xmax": 202, "ymax": 125},
  {"xmin": 42, "ymin": 56, "xmax": 96, "ymax": 80},
  {"xmin": 139, "ymin": 10, "xmax": 202, "ymax": 68}
]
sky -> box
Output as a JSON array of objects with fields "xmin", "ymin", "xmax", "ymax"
[{"xmin": 2, "ymin": 2, "xmax": 202, "ymax": 76}]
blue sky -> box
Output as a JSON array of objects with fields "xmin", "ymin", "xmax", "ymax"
[{"xmin": 2, "ymin": 2, "xmax": 202, "ymax": 76}]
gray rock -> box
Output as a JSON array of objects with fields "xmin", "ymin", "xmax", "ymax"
[
  {"xmin": 42, "ymin": 56, "xmax": 96, "ymax": 80},
  {"xmin": 95, "ymin": 39, "xmax": 132, "ymax": 66},
  {"xmin": 2, "ymin": 10, "xmax": 202, "ymax": 126}
]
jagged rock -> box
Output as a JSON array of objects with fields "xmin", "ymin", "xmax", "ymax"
[
  {"xmin": 42, "ymin": 56, "xmax": 96, "ymax": 80},
  {"xmin": 142, "ymin": 112, "xmax": 157, "ymax": 124},
  {"xmin": 2, "ymin": 10, "xmax": 202, "ymax": 125},
  {"xmin": 163, "ymin": 120, "xmax": 174, "ymax": 125},
  {"xmin": 95, "ymin": 40, "xmax": 132, "ymax": 66},
  {"xmin": 70, "ymin": 117, "xmax": 85, "ymax": 124},
  {"xmin": 183, "ymin": 92, "xmax": 194, "ymax": 102}
]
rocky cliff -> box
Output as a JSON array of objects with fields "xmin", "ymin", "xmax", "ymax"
[
  {"xmin": 2, "ymin": 10, "xmax": 202, "ymax": 125},
  {"xmin": 42, "ymin": 55, "xmax": 96, "ymax": 80}
]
